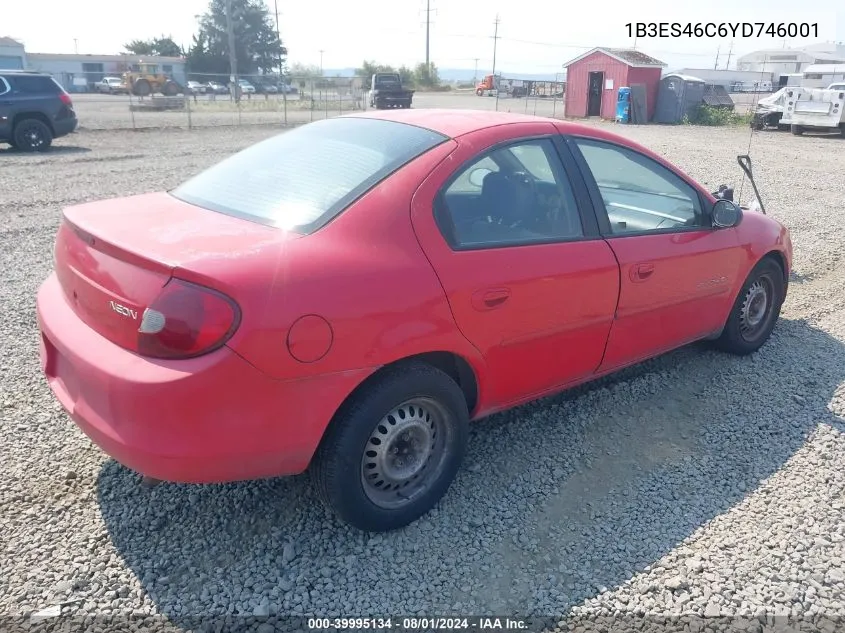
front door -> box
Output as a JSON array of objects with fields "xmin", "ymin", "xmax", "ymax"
[
  {"xmin": 587, "ymin": 72, "xmax": 603, "ymax": 116},
  {"xmin": 567, "ymin": 136, "xmax": 744, "ymax": 370},
  {"xmin": 411, "ymin": 124, "xmax": 620, "ymax": 408}
]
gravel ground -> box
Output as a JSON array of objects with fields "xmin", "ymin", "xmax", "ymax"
[{"xmin": 1, "ymin": 121, "xmax": 844, "ymax": 633}]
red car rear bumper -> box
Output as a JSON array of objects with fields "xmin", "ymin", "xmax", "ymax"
[{"xmin": 36, "ymin": 273, "xmax": 370, "ymax": 483}]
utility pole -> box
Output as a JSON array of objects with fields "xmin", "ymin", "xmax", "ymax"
[
  {"xmin": 473, "ymin": 57, "xmax": 479, "ymax": 83},
  {"xmin": 225, "ymin": 0, "xmax": 239, "ymax": 102},
  {"xmin": 714, "ymin": 45, "xmax": 720, "ymax": 70},
  {"xmin": 73, "ymin": 38, "xmax": 78, "ymax": 54},
  {"xmin": 725, "ymin": 41, "xmax": 734, "ymax": 69},
  {"xmin": 491, "ymin": 14, "xmax": 500, "ymax": 79},
  {"xmin": 273, "ymin": 0, "xmax": 282, "ymax": 75},
  {"xmin": 319, "ymin": 49, "xmax": 324, "ymax": 76},
  {"xmin": 425, "ymin": 0, "xmax": 431, "ymax": 69}
]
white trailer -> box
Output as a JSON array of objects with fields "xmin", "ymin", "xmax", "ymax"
[{"xmin": 784, "ymin": 86, "xmax": 845, "ymax": 135}]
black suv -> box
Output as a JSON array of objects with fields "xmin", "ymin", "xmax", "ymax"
[{"xmin": 0, "ymin": 71, "xmax": 78, "ymax": 151}]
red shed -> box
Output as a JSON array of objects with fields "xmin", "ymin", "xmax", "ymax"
[{"xmin": 564, "ymin": 47, "xmax": 666, "ymax": 121}]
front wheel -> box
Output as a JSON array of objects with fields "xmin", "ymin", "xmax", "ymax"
[
  {"xmin": 713, "ymin": 258, "xmax": 785, "ymax": 355},
  {"xmin": 310, "ymin": 363, "xmax": 469, "ymax": 532}
]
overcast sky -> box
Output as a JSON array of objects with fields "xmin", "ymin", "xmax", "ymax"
[{"xmin": 4, "ymin": 0, "xmax": 844, "ymax": 73}]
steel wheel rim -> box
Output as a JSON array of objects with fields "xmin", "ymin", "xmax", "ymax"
[
  {"xmin": 360, "ymin": 397, "xmax": 452, "ymax": 510},
  {"xmin": 739, "ymin": 276, "xmax": 773, "ymax": 340}
]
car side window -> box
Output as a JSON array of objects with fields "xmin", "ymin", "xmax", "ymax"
[
  {"xmin": 572, "ymin": 138, "xmax": 704, "ymax": 235},
  {"xmin": 438, "ymin": 138, "xmax": 584, "ymax": 249}
]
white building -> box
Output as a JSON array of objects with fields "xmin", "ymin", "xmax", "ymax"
[
  {"xmin": 737, "ymin": 44, "xmax": 845, "ymax": 84},
  {"xmin": 27, "ymin": 53, "xmax": 187, "ymax": 92},
  {"xmin": 0, "ymin": 36, "xmax": 27, "ymax": 69},
  {"xmin": 802, "ymin": 63, "xmax": 845, "ymax": 88}
]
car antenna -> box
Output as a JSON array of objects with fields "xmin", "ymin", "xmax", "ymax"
[{"xmin": 736, "ymin": 66, "xmax": 769, "ymax": 215}]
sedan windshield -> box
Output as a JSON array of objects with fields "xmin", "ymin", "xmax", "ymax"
[{"xmin": 171, "ymin": 117, "xmax": 447, "ymax": 233}]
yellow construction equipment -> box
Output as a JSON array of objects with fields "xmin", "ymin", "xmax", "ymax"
[{"xmin": 122, "ymin": 63, "xmax": 181, "ymax": 97}]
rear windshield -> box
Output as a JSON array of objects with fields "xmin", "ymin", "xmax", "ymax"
[{"xmin": 171, "ymin": 117, "xmax": 447, "ymax": 233}]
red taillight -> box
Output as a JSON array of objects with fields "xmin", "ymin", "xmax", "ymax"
[
  {"xmin": 59, "ymin": 92, "xmax": 73, "ymax": 106},
  {"xmin": 136, "ymin": 279, "xmax": 240, "ymax": 360}
]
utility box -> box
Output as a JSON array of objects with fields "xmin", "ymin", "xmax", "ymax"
[
  {"xmin": 654, "ymin": 73, "xmax": 706, "ymax": 123},
  {"xmin": 615, "ymin": 86, "xmax": 631, "ymax": 123}
]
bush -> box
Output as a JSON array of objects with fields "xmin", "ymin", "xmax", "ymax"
[{"xmin": 682, "ymin": 104, "xmax": 751, "ymax": 126}]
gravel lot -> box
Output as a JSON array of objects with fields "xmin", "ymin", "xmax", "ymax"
[{"xmin": 1, "ymin": 120, "xmax": 844, "ymax": 632}]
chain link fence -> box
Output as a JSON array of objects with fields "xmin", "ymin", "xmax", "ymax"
[{"xmin": 62, "ymin": 71, "xmax": 367, "ymax": 131}]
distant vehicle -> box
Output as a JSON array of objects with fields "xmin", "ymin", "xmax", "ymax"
[
  {"xmin": 0, "ymin": 71, "xmax": 78, "ymax": 151},
  {"xmin": 370, "ymin": 72, "xmax": 413, "ymax": 109},
  {"xmin": 95, "ymin": 77, "xmax": 127, "ymax": 95},
  {"xmin": 785, "ymin": 86, "xmax": 845, "ymax": 136},
  {"xmin": 205, "ymin": 81, "xmax": 228, "ymax": 95},
  {"xmin": 237, "ymin": 80, "xmax": 256, "ymax": 94},
  {"xmin": 36, "ymin": 110, "xmax": 792, "ymax": 532},
  {"xmin": 827, "ymin": 82, "xmax": 845, "ymax": 91},
  {"xmin": 475, "ymin": 74, "xmax": 528, "ymax": 98},
  {"xmin": 186, "ymin": 81, "xmax": 207, "ymax": 95}
]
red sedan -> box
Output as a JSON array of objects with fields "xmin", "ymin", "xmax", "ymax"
[{"xmin": 36, "ymin": 110, "xmax": 792, "ymax": 532}]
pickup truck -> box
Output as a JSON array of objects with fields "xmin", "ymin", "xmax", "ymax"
[
  {"xmin": 782, "ymin": 84, "xmax": 845, "ymax": 136},
  {"xmin": 370, "ymin": 73, "xmax": 414, "ymax": 109}
]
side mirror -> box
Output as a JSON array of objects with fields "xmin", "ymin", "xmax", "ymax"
[
  {"xmin": 468, "ymin": 167, "xmax": 493, "ymax": 188},
  {"xmin": 712, "ymin": 199, "xmax": 742, "ymax": 228}
]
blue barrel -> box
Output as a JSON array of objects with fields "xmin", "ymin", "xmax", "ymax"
[{"xmin": 615, "ymin": 86, "xmax": 631, "ymax": 123}]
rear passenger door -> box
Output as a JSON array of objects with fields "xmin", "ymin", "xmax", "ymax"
[
  {"xmin": 411, "ymin": 123, "xmax": 621, "ymax": 408},
  {"xmin": 0, "ymin": 76, "xmax": 12, "ymax": 140}
]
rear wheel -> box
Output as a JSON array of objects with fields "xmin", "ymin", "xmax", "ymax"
[
  {"xmin": 161, "ymin": 80, "xmax": 179, "ymax": 97},
  {"xmin": 713, "ymin": 258, "xmax": 784, "ymax": 355},
  {"xmin": 790, "ymin": 124, "xmax": 803, "ymax": 136},
  {"xmin": 310, "ymin": 362, "xmax": 469, "ymax": 532},
  {"xmin": 13, "ymin": 118, "xmax": 53, "ymax": 152}
]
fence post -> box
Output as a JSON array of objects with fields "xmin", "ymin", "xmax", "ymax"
[
  {"xmin": 310, "ymin": 79, "xmax": 314, "ymax": 122},
  {"xmin": 186, "ymin": 90, "xmax": 193, "ymax": 130},
  {"xmin": 128, "ymin": 91, "xmax": 137, "ymax": 130},
  {"xmin": 282, "ymin": 86, "xmax": 288, "ymax": 126}
]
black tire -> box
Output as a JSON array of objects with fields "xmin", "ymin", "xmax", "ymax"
[
  {"xmin": 790, "ymin": 124, "xmax": 803, "ymax": 136},
  {"xmin": 133, "ymin": 79, "xmax": 152, "ymax": 97},
  {"xmin": 713, "ymin": 258, "xmax": 785, "ymax": 355},
  {"xmin": 161, "ymin": 80, "xmax": 178, "ymax": 97},
  {"xmin": 13, "ymin": 118, "xmax": 53, "ymax": 152},
  {"xmin": 310, "ymin": 362, "xmax": 469, "ymax": 532}
]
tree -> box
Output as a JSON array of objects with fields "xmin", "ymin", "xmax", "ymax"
[
  {"xmin": 288, "ymin": 62, "xmax": 321, "ymax": 80},
  {"xmin": 186, "ymin": 0, "xmax": 287, "ymax": 76},
  {"xmin": 397, "ymin": 65, "xmax": 415, "ymax": 87},
  {"xmin": 124, "ymin": 36, "xmax": 183, "ymax": 57},
  {"xmin": 414, "ymin": 62, "xmax": 439, "ymax": 88}
]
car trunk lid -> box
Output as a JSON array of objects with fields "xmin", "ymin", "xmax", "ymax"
[{"xmin": 54, "ymin": 191, "xmax": 296, "ymax": 352}]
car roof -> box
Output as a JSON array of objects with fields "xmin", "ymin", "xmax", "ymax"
[{"xmin": 343, "ymin": 108, "xmax": 611, "ymax": 140}]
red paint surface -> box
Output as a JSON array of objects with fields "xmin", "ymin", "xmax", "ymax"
[{"xmin": 36, "ymin": 109, "xmax": 793, "ymax": 483}]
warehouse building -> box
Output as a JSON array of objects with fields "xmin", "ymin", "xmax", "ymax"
[
  {"xmin": 736, "ymin": 43, "xmax": 845, "ymax": 84},
  {"xmin": 0, "ymin": 38, "xmax": 187, "ymax": 92},
  {"xmin": 0, "ymin": 37, "xmax": 27, "ymax": 69},
  {"xmin": 27, "ymin": 53, "xmax": 187, "ymax": 92}
]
